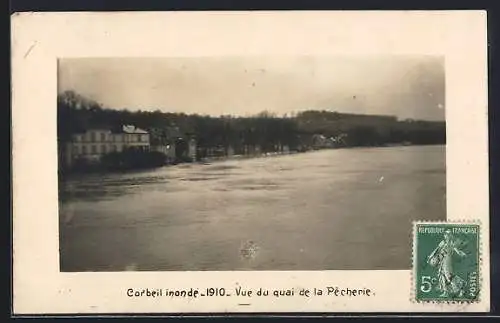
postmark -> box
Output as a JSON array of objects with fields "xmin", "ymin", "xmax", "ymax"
[{"xmin": 413, "ymin": 222, "xmax": 480, "ymax": 303}]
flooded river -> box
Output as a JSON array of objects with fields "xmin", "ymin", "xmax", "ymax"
[{"xmin": 59, "ymin": 145, "xmax": 446, "ymax": 271}]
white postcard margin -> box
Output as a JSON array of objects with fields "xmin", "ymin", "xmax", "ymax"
[{"xmin": 11, "ymin": 11, "xmax": 489, "ymax": 314}]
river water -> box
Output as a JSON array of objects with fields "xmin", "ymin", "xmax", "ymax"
[{"xmin": 59, "ymin": 145, "xmax": 446, "ymax": 271}]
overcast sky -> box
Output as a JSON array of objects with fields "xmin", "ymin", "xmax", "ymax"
[{"xmin": 58, "ymin": 56, "xmax": 445, "ymax": 121}]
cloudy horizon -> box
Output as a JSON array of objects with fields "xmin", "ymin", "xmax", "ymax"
[{"xmin": 58, "ymin": 56, "xmax": 445, "ymax": 121}]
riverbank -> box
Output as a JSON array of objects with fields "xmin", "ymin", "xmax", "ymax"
[
  {"xmin": 198, "ymin": 150, "xmax": 299, "ymax": 163},
  {"xmin": 59, "ymin": 142, "xmax": 444, "ymax": 180},
  {"xmin": 197, "ymin": 142, "xmax": 443, "ymax": 164}
]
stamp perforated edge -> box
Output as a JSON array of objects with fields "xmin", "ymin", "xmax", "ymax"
[{"xmin": 410, "ymin": 219, "xmax": 483, "ymax": 305}]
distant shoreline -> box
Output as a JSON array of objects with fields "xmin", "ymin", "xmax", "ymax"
[
  {"xmin": 58, "ymin": 142, "xmax": 445, "ymax": 182},
  {"xmin": 197, "ymin": 142, "xmax": 445, "ymax": 162}
]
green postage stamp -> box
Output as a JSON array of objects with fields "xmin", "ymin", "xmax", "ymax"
[{"xmin": 413, "ymin": 222, "xmax": 481, "ymax": 303}]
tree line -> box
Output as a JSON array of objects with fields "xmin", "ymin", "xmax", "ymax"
[{"xmin": 57, "ymin": 90, "xmax": 446, "ymax": 155}]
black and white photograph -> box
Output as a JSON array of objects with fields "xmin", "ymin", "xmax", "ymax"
[
  {"xmin": 13, "ymin": 11, "xmax": 491, "ymax": 314},
  {"xmin": 57, "ymin": 56, "xmax": 447, "ymax": 272}
]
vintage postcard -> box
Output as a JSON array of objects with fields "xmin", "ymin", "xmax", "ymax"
[{"xmin": 11, "ymin": 11, "xmax": 489, "ymax": 314}]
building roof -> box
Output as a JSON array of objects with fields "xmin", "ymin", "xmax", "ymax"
[
  {"xmin": 122, "ymin": 125, "xmax": 149, "ymax": 134},
  {"xmin": 72, "ymin": 127, "xmax": 112, "ymax": 134},
  {"xmin": 72, "ymin": 125, "xmax": 149, "ymax": 135}
]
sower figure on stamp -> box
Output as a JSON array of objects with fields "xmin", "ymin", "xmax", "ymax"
[{"xmin": 427, "ymin": 229, "xmax": 467, "ymax": 297}]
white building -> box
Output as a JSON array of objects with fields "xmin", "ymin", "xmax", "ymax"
[{"xmin": 66, "ymin": 125, "xmax": 150, "ymax": 166}]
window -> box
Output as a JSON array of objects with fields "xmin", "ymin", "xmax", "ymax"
[
  {"xmin": 100, "ymin": 133, "xmax": 106, "ymax": 142},
  {"xmin": 101, "ymin": 145, "xmax": 107, "ymax": 154},
  {"xmin": 82, "ymin": 145, "xmax": 87, "ymax": 154},
  {"xmin": 90, "ymin": 132, "xmax": 96, "ymax": 142},
  {"xmin": 111, "ymin": 145, "xmax": 117, "ymax": 152},
  {"xmin": 91, "ymin": 145, "xmax": 97, "ymax": 154},
  {"xmin": 73, "ymin": 145, "xmax": 79, "ymax": 154}
]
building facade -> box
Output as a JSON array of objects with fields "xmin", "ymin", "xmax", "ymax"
[{"xmin": 66, "ymin": 125, "xmax": 150, "ymax": 166}]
